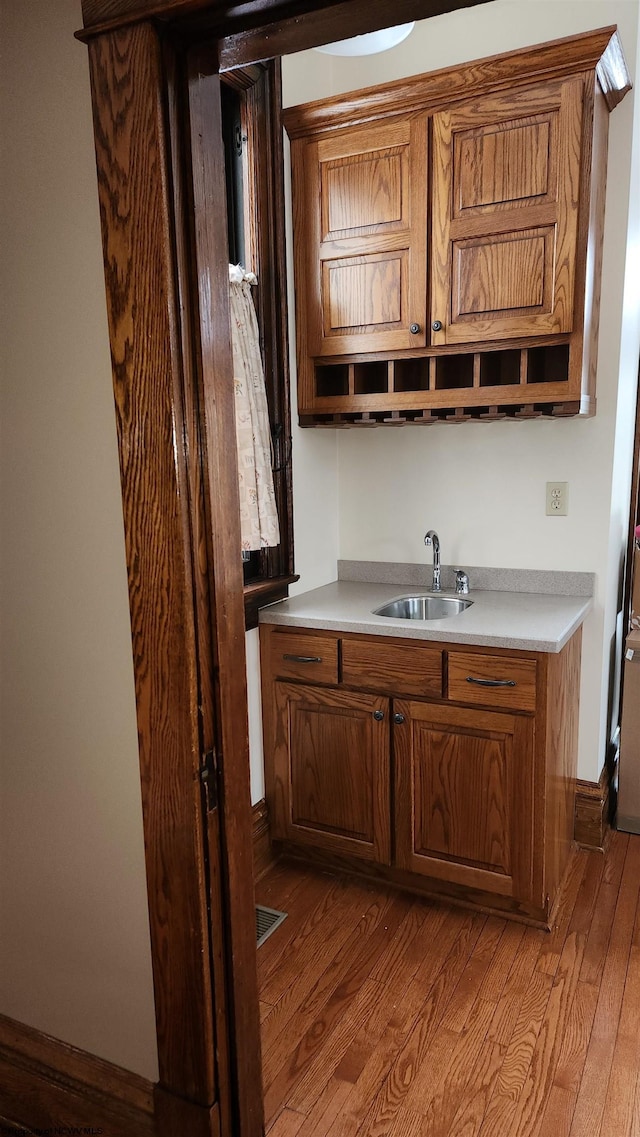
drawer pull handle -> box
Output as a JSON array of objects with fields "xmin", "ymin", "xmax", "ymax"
[
  {"xmin": 283, "ymin": 654, "xmax": 322, "ymax": 664},
  {"xmin": 373, "ymin": 710, "xmax": 385, "ymax": 721},
  {"xmin": 466, "ymin": 676, "xmax": 516, "ymax": 688}
]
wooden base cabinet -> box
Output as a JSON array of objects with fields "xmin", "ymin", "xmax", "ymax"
[
  {"xmin": 260, "ymin": 624, "xmax": 581, "ymax": 927},
  {"xmin": 394, "ymin": 701, "xmax": 534, "ymax": 902},
  {"xmin": 271, "ymin": 682, "xmax": 391, "ymax": 864}
]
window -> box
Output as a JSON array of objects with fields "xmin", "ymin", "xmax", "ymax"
[{"xmin": 221, "ymin": 62, "xmax": 297, "ymax": 629}]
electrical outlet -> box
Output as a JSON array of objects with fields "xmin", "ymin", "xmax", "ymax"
[{"xmin": 546, "ymin": 481, "xmax": 568, "ymax": 516}]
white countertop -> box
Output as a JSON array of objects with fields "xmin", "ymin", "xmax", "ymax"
[{"xmin": 258, "ymin": 579, "xmax": 593, "ymax": 653}]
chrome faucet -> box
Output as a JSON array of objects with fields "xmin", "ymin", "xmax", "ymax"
[{"xmin": 424, "ymin": 530, "xmax": 441, "ymax": 592}]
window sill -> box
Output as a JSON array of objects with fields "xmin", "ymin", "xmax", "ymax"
[{"xmin": 244, "ymin": 574, "xmax": 299, "ymax": 631}]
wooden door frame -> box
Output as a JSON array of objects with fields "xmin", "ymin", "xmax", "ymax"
[{"xmin": 79, "ymin": 3, "xmax": 492, "ymax": 1135}]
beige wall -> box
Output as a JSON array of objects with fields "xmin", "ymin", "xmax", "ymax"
[
  {"xmin": 281, "ymin": 0, "xmax": 640, "ymax": 784},
  {"xmin": 0, "ymin": 1, "xmax": 158, "ymax": 1080}
]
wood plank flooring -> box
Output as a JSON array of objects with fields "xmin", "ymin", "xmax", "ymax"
[{"xmin": 256, "ymin": 831, "xmax": 640, "ymax": 1137}]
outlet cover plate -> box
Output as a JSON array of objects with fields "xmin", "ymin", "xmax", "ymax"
[{"xmin": 546, "ymin": 481, "xmax": 568, "ymax": 516}]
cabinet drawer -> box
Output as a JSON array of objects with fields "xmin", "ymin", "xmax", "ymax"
[
  {"xmin": 268, "ymin": 631, "xmax": 338, "ymax": 684},
  {"xmin": 342, "ymin": 638, "xmax": 443, "ymax": 697},
  {"xmin": 448, "ymin": 652, "xmax": 536, "ymax": 712}
]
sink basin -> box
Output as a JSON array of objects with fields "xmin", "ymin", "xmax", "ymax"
[{"xmin": 373, "ymin": 595, "xmax": 473, "ymax": 620}]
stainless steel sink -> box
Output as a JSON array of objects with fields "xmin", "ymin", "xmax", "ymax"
[{"xmin": 373, "ymin": 595, "xmax": 473, "ymax": 620}]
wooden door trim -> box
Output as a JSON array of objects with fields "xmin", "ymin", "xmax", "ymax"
[
  {"xmin": 87, "ymin": 24, "xmax": 221, "ymax": 1123},
  {"xmin": 78, "ymin": 0, "xmax": 494, "ymax": 45},
  {"xmin": 164, "ymin": 37, "xmax": 237, "ymax": 1134},
  {"xmin": 185, "ymin": 46, "xmax": 263, "ymax": 1137}
]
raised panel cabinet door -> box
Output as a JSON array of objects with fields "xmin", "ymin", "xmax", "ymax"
[
  {"xmin": 271, "ymin": 682, "xmax": 391, "ymax": 863},
  {"xmin": 394, "ymin": 700, "xmax": 535, "ymax": 902},
  {"xmin": 293, "ymin": 116, "xmax": 428, "ymax": 358},
  {"xmin": 430, "ymin": 76, "xmax": 584, "ymax": 344}
]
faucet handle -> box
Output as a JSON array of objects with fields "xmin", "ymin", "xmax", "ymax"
[{"xmin": 455, "ymin": 569, "xmax": 470, "ymax": 595}]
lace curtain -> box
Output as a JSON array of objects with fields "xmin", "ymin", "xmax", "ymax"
[{"xmin": 229, "ymin": 265, "xmax": 280, "ymax": 551}]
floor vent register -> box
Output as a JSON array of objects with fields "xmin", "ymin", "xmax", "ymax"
[{"xmin": 255, "ymin": 904, "xmax": 287, "ymax": 947}]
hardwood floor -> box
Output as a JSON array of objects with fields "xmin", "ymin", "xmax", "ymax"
[{"xmin": 255, "ymin": 831, "xmax": 640, "ymax": 1137}]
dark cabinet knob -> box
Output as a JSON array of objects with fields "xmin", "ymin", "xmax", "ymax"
[
  {"xmin": 432, "ymin": 320, "xmax": 443, "ymax": 332},
  {"xmin": 409, "ymin": 323, "xmax": 421, "ymax": 335},
  {"xmin": 373, "ymin": 709, "xmax": 385, "ymax": 721},
  {"xmin": 393, "ymin": 713, "xmax": 405, "ymax": 725}
]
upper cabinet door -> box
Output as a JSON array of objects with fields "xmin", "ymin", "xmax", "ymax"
[
  {"xmin": 293, "ymin": 117, "xmax": 428, "ymax": 357},
  {"xmin": 430, "ymin": 77, "xmax": 584, "ymax": 345}
]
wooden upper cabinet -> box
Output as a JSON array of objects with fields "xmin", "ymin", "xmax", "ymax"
[
  {"xmin": 283, "ymin": 28, "xmax": 631, "ymax": 422},
  {"xmin": 430, "ymin": 78, "xmax": 583, "ymax": 345},
  {"xmin": 293, "ymin": 117, "xmax": 428, "ymax": 357}
]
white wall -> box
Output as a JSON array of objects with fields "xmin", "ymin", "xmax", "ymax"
[
  {"xmin": 0, "ymin": 0, "xmax": 158, "ymax": 1080},
  {"xmin": 281, "ymin": 0, "xmax": 640, "ymax": 784}
]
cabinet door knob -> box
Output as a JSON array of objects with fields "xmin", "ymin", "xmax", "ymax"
[
  {"xmin": 393, "ymin": 713, "xmax": 405, "ymax": 725},
  {"xmin": 409, "ymin": 323, "xmax": 421, "ymax": 335},
  {"xmin": 373, "ymin": 709, "xmax": 385, "ymax": 721},
  {"xmin": 431, "ymin": 320, "xmax": 443, "ymax": 332}
]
